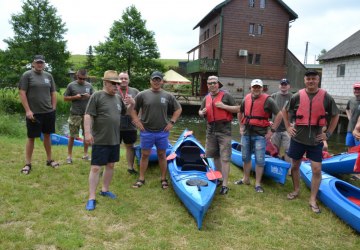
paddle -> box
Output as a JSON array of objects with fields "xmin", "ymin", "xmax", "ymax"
[
  {"xmin": 348, "ymin": 145, "xmax": 360, "ymax": 153},
  {"xmin": 200, "ymin": 154, "xmax": 222, "ymax": 180}
]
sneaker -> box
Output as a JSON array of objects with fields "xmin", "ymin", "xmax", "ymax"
[
  {"xmin": 255, "ymin": 186, "xmax": 264, "ymax": 193},
  {"xmin": 127, "ymin": 168, "xmax": 138, "ymax": 175},
  {"xmin": 216, "ymin": 179, "xmax": 223, "ymax": 187},
  {"xmin": 85, "ymin": 199, "xmax": 96, "ymax": 211},
  {"xmin": 234, "ymin": 179, "xmax": 250, "ymax": 185},
  {"xmin": 219, "ymin": 186, "xmax": 229, "ymax": 195},
  {"xmin": 82, "ymin": 155, "xmax": 91, "ymax": 161},
  {"xmin": 66, "ymin": 157, "xmax": 72, "ymax": 164},
  {"xmin": 99, "ymin": 191, "xmax": 116, "ymax": 199}
]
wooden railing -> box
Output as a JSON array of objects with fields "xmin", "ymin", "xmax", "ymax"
[{"xmin": 186, "ymin": 58, "xmax": 219, "ymax": 74}]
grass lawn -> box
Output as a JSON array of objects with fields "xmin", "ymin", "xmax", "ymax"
[{"xmin": 1, "ymin": 135, "xmax": 359, "ymax": 249}]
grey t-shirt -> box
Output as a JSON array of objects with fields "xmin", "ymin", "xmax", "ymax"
[
  {"xmin": 85, "ymin": 90, "xmax": 126, "ymax": 145},
  {"xmin": 64, "ymin": 81, "xmax": 94, "ymax": 115},
  {"xmin": 18, "ymin": 69, "xmax": 56, "ymax": 114},
  {"xmin": 134, "ymin": 89, "xmax": 181, "ymax": 132},
  {"xmin": 286, "ymin": 89, "xmax": 339, "ymax": 146},
  {"xmin": 346, "ymin": 97, "xmax": 360, "ymax": 132},
  {"xmin": 271, "ymin": 92, "xmax": 292, "ymax": 132},
  {"xmin": 119, "ymin": 87, "xmax": 139, "ymax": 131}
]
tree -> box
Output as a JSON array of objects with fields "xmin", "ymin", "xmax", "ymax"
[
  {"xmin": 85, "ymin": 45, "xmax": 95, "ymax": 73},
  {"xmin": 1, "ymin": 0, "xmax": 70, "ymax": 87},
  {"xmin": 94, "ymin": 5, "xmax": 164, "ymax": 90}
]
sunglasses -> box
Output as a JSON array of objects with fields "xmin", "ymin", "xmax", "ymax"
[
  {"xmin": 207, "ymin": 81, "xmax": 217, "ymax": 85},
  {"xmin": 354, "ymin": 88, "xmax": 360, "ymax": 91},
  {"xmin": 252, "ymin": 85, "xmax": 262, "ymax": 89},
  {"xmin": 152, "ymin": 78, "xmax": 162, "ymax": 82},
  {"xmin": 108, "ymin": 81, "xmax": 120, "ymax": 86},
  {"xmin": 78, "ymin": 77, "xmax": 86, "ymax": 80}
]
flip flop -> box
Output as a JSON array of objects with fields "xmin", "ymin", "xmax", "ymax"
[
  {"xmin": 287, "ymin": 192, "xmax": 299, "ymax": 200},
  {"xmin": 309, "ymin": 204, "xmax": 321, "ymax": 214}
]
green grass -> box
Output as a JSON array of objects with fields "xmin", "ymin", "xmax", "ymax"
[{"xmin": 1, "ymin": 133, "xmax": 360, "ymax": 249}]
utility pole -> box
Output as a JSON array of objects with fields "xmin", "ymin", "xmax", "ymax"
[{"xmin": 304, "ymin": 41, "xmax": 309, "ymax": 65}]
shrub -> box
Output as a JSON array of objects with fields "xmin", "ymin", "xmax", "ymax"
[
  {"xmin": 0, "ymin": 113, "xmax": 26, "ymax": 137},
  {"xmin": 0, "ymin": 87, "xmax": 23, "ymax": 114}
]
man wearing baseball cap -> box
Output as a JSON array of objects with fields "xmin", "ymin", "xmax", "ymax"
[
  {"xmin": 235, "ymin": 79, "xmax": 283, "ymax": 193},
  {"xmin": 19, "ymin": 55, "xmax": 59, "ymax": 174}
]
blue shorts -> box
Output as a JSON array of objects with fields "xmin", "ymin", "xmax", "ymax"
[
  {"xmin": 140, "ymin": 130, "xmax": 169, "ymax": 150},
  {"xmin": 345, "ymin": 132, "xmax": 360, "ymax": 147},
  {"xmin": 241, "ymin": 135, "xmax": 266, "ymax": 166},
  {"xmin": 287, "ymin": 139, "xmax": 323, "ymax": 162},
  {"xmin": 91, "ymin": 144, "xmax": 120, "ymax": 166}
]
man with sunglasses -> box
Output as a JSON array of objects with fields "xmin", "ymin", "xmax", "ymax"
[
  {"xmin": 64, "ymin": 69, "xmax": 93, "ymax": 164},
  {"xmin": 131, "ymin": 71, "xmax": 182, "ymax": 189},
  {"xmin": 199, "ymin": 75, "xmax": 238, "ymax": 195},
  {"xmin": 235, "ymin": 79, "xmax": 283, "ymax": 193},
  {"xmin": 346, "ymin": 82, "xmax": 360, "ymax": 180},
  {"xmin": 19, "ymin": 55, "xmax": 59, "ymax": 174},
  {"xmin": 84, "ymin": 70, "xmax": 134, "ymax": 211},
  {"xmin": 270, "ymin": 78, "xmax": 292, "ymax": 165}
]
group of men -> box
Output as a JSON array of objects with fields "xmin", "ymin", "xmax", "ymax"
[{"xmin": 19, "ymin": 54, "xmax": 358, "ymax": 214}]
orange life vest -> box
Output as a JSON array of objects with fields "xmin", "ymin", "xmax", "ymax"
[
  {"xmin": 205, "ymin": 91, "xmax": 233, "ymax": 123},
  {"xmin": 241, "ymin": 93, "xmax": 270, "ymax": 127},
  {"xmin": 295, "ymin": 89, "xmax": 327, "ymax": 126}
]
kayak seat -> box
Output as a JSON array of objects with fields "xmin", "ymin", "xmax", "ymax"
[
  {"xmin": 182, "ymin": 164, "xmax": 207, "ymax": 172},
  {"xmin": 180, "ymin": 146, "xmax": 203, "ymax": 165},
  {"xmin": 348, "ymin": 196, "xmax": 360, "ymax": 206}
]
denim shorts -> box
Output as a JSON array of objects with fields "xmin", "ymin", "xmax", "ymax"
[
  {"xmin": 345, "ymin": 132, "xmax": 360, "ymax": 147},
  {"xmin": 140, "ymin": 130, "xmax": 169, "ymax": 150},
  {"xmin": 287, "ymin": 139, "xmax": 323, "ymax": 162},
  {"xmin": 241, "ymin": 135, "xmax": 266, "ymax": 166},
  {"xmin": 91, "ymin": 144, "xmax": 120, "ymax": 166}
]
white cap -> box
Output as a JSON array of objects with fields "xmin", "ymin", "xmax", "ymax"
[{"xmin": 251, "ymin": 79, "xmax": 263, "ymax": 87}]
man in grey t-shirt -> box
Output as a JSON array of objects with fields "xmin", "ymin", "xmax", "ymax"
[
  {"xmin": 64, "ymin": 69, "xmax": 93, "ymax": 164},
  {"xmin": 18, "ymin": 55, "xmax": 59, "ymax": 174}
]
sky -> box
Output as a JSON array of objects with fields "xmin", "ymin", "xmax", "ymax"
[{"xmin": 0, "ymin": 0, "xmax": 359, "ymax": 63}]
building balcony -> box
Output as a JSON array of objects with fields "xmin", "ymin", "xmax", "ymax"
[{"xmin": 186, "ymin": 58, "xmax": 219, "ymax": 74}]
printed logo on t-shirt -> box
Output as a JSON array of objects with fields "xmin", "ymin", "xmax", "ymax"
[
  {"xmin": 161, "ymin": 97, "xmax": 166, "ymax": 104},
  {"xmin": 86, "ymin": 88, "xmax": 90, "ymax": 93},
  {"xmin": 117, "ymin": 104, "xmax": 121, "ymax": 111},
  {"xmin": 357, "ymin": 105, "xmax": 360, "ymax": 110},
  {"xmin": 44, "ymin": 78, "xmax": 50, "ymax": 85}
]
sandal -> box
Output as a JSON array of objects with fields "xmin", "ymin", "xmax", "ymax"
[
  {"xmin": 287, "ymin": 192, "xmax": 299, "ymax": 200},
  {"xmin": 309, "ymin": 203, "xmax": 321, "ymax": 214},
  {"xmin": 161, "ymin": 179, "xmax": 169, "ymax": 189},
  {"xmin": 20, "ymin": 164, "xmax": 32, "ymax": 175},
  {"xmin": 234, "ymin": 179, "xmax": 250, "ymax": 185},
  {"xmin": 46, "ymin": 160, "xmax": 60, "ymax": 168},
  {"xmin": 132, "ymin": 179, "xmax": 145, "ymax": 188}
]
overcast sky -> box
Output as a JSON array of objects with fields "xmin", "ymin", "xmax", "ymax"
[{"xmin": 0, "ymin": 0, "xmax": 359, "ymax": 64}]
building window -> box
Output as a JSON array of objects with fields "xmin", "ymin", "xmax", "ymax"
[
  {"xmin": 337, "ymin": 64, "xmax": 345, "ymax": 77},
  {"xmin": 255, "ymin": 54, "xmax": 261, "ymax": 64},
  {"xmin": 260, "ymin": 0, "xmax": 266, "ymax": 8},
  {"xmin": 257, "ymin": 24, "xmax": 263, "ymax": 35},
  {"xmin": 249, "ymin": 0, "xmax": 255, "ymax": 7},
  {"xmin": 249, "ymin": 23, "xmax": 255, "ymax": 35},
  {"xmin": 247, "ymin": 53, "xmax": 253, "ymax": 64},
  {"xmin": 213, "ymin": 24, "xmax": 217, "ymax": 35}
]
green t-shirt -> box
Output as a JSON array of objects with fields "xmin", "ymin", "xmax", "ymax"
[
  {"xmin": 286, "ymin": 89, "xmax": 339, "ymax": 146},
  {"xmin": 134, "ymin": 89, "xmax": 181, "ymax": 132},
  {"xmin": 346, "ymin": 97, "xmax": 360, "ymax": 132},
  {"xmin": 271, "ymin": 92, "xmax": 292, "ymax": 132},
  {"xmin": 64, "ymin": 81, "xmax": 94, "ymax": 115},
  {"xmin": 85, "ymin": 91, "xmax": 126, "ymax": 145},
  {"xmin": 119, "ymin": 87, "xmax": 139, "ymax": 131},
  {"xmin": 18, "ymin": 69, "xmax": 56, "ymax": 114}
]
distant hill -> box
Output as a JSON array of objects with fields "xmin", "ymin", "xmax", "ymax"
[{"xmin": 69, "ymin": 55, "xmax": 187, "ymax": 69}]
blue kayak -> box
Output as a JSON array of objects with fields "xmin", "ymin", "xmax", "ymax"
[
  {"xmin": 167, "ymin": 129, "xmax": 218, "ymax": 230},
  {"xmin": 134, "ymin": 143, "xmax": 173, "ymax": 164},
  {"xmin": 40, "ymin": 133, "xmax": 84, "ymax": 146},
  {"xmin": 318, "ymin": 153, "xmax": 357, "ymax": 174},
  {"xmin": 300, "ymin": 162, "xmax": 360, "ymax": 233},
  {"xmin": 231, "ymin": 140, "xmax": 290, "ymax": 185}
]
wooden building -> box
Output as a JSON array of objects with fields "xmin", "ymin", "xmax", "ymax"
[{"xmin": 186, "ymin": 0, "xmax": 300, "ymax": 99}]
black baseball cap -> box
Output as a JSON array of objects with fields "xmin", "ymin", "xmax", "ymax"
[
  {"xmin": 33, "ymin": 55, "xmax": 45, "ymax": 62},
  {"xmin": 280, "ymin": 78, "xmax": 290, "ymax": 85},
  {"xmin": 304, "ymin": 70, "xmax": 319, "ymax": 76}
]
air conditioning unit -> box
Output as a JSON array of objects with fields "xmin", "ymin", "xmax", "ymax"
[{"xmin": 238, "ymin": 49, "xmax": 248, "ymax": 57}]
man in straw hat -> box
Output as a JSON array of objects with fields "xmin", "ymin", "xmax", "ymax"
[{"xmin": 84, "ymin": 70, "xmax": 134, "ymax": 211}]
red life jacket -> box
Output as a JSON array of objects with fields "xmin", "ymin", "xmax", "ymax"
[
  {"xmin": 295, "ymin": 89, "xmax": 327, "ymax": 126},
  {"xmin": 205, "ymin": 91, "xmax": 233, "ymax": 123},
  {"xmin": 241, "ymin": 93, "xmax": 270, "ymax": 127}
]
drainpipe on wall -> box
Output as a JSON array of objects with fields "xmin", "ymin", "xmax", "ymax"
[{"xmin": 218, "ymin": 11, "xmax": 223, "ymax": 74}]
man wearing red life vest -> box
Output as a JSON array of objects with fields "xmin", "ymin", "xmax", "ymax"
[
  {"xmin": 235, "ymin": 79, "xmax": 283, "ymax": 193},
  {"xmin": 283, "ymin": 70, "xmax": 339, "ymax": 213},
  {"xmin": 199, "ymin": 75, "xmax": 239, "ymax": 195}
]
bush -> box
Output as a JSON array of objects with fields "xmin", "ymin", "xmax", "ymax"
[
  {"xmin": 0, "ymin": 87, "xmax": 23, "ymax": 114},
  {"xmin": 0, "ymin": 113, "xmax": 26, "ymax": 137}
]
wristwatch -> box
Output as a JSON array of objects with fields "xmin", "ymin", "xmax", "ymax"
[
  {"xmin": 170, "ymin": 120, "xmax": 176, "ymax": 125},
  {"xmin": 270, "ymin": 128, "xmax": 276, "ymax": 133},
  {"xmin": 325, "ymin": 131, "xmax": 332, "ymax": 139}
]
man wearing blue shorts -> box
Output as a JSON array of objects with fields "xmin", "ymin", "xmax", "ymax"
[
  {"xmin": 235, "ymin": 79, "xmax": 283, "ymax": 193},
  {"xmin": 84, "ymin": 70, "xmax": 134, "ymax": 211},
  {"xmin": 283, "ymin": 70, "xmax": 339, "ymax": 213},
  {"xmin": 131, "ymin": 71, "xmax": 182, "ymax": 189}
]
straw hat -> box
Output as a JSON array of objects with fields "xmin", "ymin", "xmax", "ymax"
[{"xmin": 102, "ymin": 70, "xmax": 121, "ymax": 83}]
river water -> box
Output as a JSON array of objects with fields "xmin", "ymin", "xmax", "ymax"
[{"xmin": 56, "ymin": 114, "xmax": 347, "ymax": 155}]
